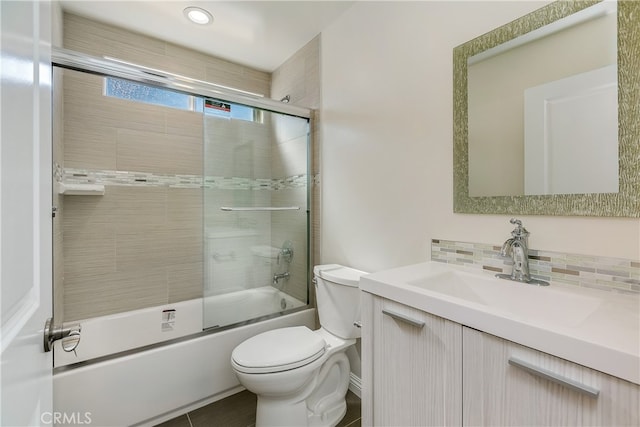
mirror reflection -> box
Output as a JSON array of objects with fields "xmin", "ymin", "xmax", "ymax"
[{"xmin": 467, "ymin": 1, "xmax": 617, "ymax": 197}]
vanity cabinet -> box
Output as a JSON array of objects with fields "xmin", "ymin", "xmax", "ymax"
[
  {"xmin": 361, "ymin": 293, "xmax": 462, "ymax": 426},
  {"xmin": 463, "ymin": 327, "xmax": 640, "ymax": 426},
  {"xmin": 362, "ymin": 292, "xmax": 640, "ymax": 426}
]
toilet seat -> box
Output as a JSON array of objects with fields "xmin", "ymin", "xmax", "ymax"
[{"xmin": 232, "ymin": 326, "xmax": 326, "ymax": 374}]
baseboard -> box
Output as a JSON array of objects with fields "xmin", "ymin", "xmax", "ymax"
[{"xmin": 349, "ymin": 372, "xmax": 362, "ymax": 398}]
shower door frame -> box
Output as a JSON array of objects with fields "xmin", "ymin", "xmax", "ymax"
[
  {"xmin": 52, "ymin": 47, "xmax": 314, "ymax": 329},
  {"xmin": 52, "ymin": 48, "xmax": 311, "ymax": 120}
]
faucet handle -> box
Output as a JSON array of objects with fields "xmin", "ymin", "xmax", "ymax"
[{"xmin": 509, "ymin": 218, "xmax": 529, "ymax": 238}]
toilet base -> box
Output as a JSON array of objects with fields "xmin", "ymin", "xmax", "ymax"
[
  {"xmin": 255, "ymin": 395, "xmax": 347, "ymax": 427},
  {"xmin": 256, "ymin": 395, "xmax": 309, "ymax": 427},
  {"xmin": 254, "ymin": 352, "xmax": 351, "ymax": 427},
  {"xmin": 308, "ymin": 399, "xmax": 346, "ymax": 427}
]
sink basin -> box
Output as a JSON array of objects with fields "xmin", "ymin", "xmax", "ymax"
[{"xmin": 406, "ymin": 270, "xmax": 602, "ymax": 328}]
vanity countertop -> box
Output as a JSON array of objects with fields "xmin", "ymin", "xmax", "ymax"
[{"xmin": 360, "ymin": 261, "xmax": 640, "ymax": 385}]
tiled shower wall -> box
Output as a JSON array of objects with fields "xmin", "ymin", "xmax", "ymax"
[
  {"xmin": 202, "ymin": 111, "xmax": 309, "ymax": 304},
  {"xmin": 271, "ymin": 36, "xmax": 321, "ymax": 304},
  {"xmin": 269, "ymin": 114, "xmax": 311, "ymax": 303},
  {"xmin": 63, "ymin": 14, "xmax": 270, "ymax": 96},
  {"xmin": 58, "ymin": 14, "xmax": 314, "ymax": 321},
  {"xmin": 432, "ymin": 239, "xmax": 640, "ymax": 294},
  {"xmin": 60, "ymin": 68, "xmax": 205, "ymax": 321}
]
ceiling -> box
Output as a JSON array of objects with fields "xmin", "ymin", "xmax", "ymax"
[{"xmin": 60, "ymin": 1, "xmax": 355, "ymax": 72}]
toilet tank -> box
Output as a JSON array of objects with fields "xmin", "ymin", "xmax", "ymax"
[{"xmin": 314, "ymin": 264, "xmax": 368, "ymax": 340}]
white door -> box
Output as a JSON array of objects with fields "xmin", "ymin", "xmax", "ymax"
[
  {"xmin": 1, "ymin": 1, "xmax": 53, "ymax": 425},
  {"xmin": 524, "ymin": 65, "xmax": 618, "ymax": 196}
]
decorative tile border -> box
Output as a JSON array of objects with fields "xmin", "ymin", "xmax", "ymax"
[
  {"xmin": 432, "ymin": 239, "xmax": 640, "ymax": 295},
  {"xmin": 60, "ymin": 166, "xmax": 309, "ymax": 191},
  {"xmin": 54, "ymin": 162, "xmax": 64, "ymax": 183}
]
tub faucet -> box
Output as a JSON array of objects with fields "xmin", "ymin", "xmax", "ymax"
[
  {"xmin": 496, "ymin": 218, "xmax": 549, "ymax": 286},
  {"xmin": 273, "ymin": 272, "xmax": 290, "ymax": 288}
]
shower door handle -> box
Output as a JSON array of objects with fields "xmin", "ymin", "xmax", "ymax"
[
  {"xmin": 44, "ymin": 318, "xmax": 82, "ymax": 354},
  {"xmin": 220, "ymin": 206, "xmax": 300, "ymax": 211}
]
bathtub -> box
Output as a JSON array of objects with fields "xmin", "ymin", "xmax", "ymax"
[
  {"xmin": 53, "ymin": 287, "xmax": 314, "ymax": 426},
  {"xmin": 204, "ymin": 286, "xmax": 306, "ymax": 328}
]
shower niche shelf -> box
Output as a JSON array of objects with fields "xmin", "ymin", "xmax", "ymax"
[{"xmin": 56, "ymin": 182, "xmax": 105, "ymax": 196}]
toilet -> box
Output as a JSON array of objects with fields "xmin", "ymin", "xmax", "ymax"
[{"xmin": 231, "ymin": 264, "xmax": 367, "ymax": 427}]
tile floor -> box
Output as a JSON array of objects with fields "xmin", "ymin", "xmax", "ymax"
[{"xmin": 156, "ymin": 390, "xmax": 361, "ymax": 427}]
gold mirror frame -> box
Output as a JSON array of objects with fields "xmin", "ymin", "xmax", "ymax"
[{"xmin": 453, "ymin": 0, "xmax": 639, "ymax": 217}]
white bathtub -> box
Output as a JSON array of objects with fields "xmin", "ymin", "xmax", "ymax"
[
  {"xmin": 204, "ymin": 286, "xmax": 306, "ymax": 328},
  {"xmin": 53, "ymin": 287, "xmax": 314, "ymax": 426},
  {"xmin": 55, "ymin": 286, "xmax": 306, "ymax": 367}
]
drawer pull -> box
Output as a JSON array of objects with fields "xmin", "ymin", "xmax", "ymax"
[
  {"xmin": 382, "ymin": 309, "xmax": 425, "ymax": 328},
  {"xmin": 508, "ymin": 357, "xmax": 600, "ymax": 398}
]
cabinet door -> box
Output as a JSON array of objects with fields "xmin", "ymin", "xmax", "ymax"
[
  {"xmin": 362, "ymin": 293, "xmax": 462, "ymax": 426},
  {"xmin": 463, "ymin": 327, "xmax": 640, "ymax": 426}
]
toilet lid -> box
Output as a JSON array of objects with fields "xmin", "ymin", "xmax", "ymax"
[{"xmin": 232, "ymin": 326, "xmax": 326, "ymax": 374}]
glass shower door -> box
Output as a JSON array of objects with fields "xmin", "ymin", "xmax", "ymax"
[{"xmin": 203, "ymin": 98, "xmax": 310, "ymax": 329}]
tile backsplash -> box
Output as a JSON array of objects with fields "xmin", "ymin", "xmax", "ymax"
[{"xmin": 432, "ymin": 239, "xmax": 640, "ymax": 294}]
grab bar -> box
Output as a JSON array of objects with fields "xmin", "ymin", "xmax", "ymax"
[{"xmin": 220, "ymin": 206, "xmax": 300, "ymax": 211}]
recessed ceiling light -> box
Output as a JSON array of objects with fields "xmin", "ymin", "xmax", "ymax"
[{"xmin": 183, "ymin": 7, "xmax": 213, "ymax": 25}]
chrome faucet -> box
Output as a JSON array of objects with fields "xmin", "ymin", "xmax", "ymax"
[
  {"xmin": 500, "ymin": 219, "xmax": 530, "ymax": 282},
  {"xmin": 273, "ymin": 272, "xmax": 290, "ymax": 288},
  {"xmin": 273, "ymin": 241, "xmax": 293, "ymax": 289},
  {"xmin": 496, "ymin": 218, "xmax": 549, "ymax": 286}
]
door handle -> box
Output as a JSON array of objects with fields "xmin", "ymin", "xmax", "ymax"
[{"xmin": 44, "ymin": 318, "xmax": 82, "ymax": 354}]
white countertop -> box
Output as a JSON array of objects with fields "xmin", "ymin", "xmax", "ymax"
[{"xmin": 360, "ymin": 261, "xmax": 640, "ymax": 385}]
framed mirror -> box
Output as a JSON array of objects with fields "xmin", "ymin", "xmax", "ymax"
[{"xmin": 453, "ymin": 0, "xmax": 639, "ymax": 216}]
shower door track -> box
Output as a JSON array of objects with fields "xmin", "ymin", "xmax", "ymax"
[{"xmin": 51, "ymin": 47, "xmax": 312, "ymax": 119}]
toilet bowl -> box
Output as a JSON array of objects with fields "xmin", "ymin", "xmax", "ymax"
[{"xmin": 230, "ymin": 264, "xmax": 367, "ymax": 427}]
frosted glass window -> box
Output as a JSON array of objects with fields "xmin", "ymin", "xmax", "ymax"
[
  {"xmin": 104, "ymin": 79, "xmax": 259, "ymax": 123},
  {"xmin": 105, "ymin": 77, "xmax": 202, "ymax": 111}
]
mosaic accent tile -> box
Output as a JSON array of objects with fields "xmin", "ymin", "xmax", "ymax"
[
  {"xmin": 60, "ymin": 167, "xmax": 308, "ymax": 191},
  {"xmin": 54, "ymin": 162, "xmax": 64, "ymax": 182},
  {"xmin": 432, "ymin": 239, "xmax": 640, "ymax": 295}
]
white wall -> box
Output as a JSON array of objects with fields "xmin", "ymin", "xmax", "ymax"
[{"xmin": 320, "ymin": 1, "xmax": 640, "ymax": 274}]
